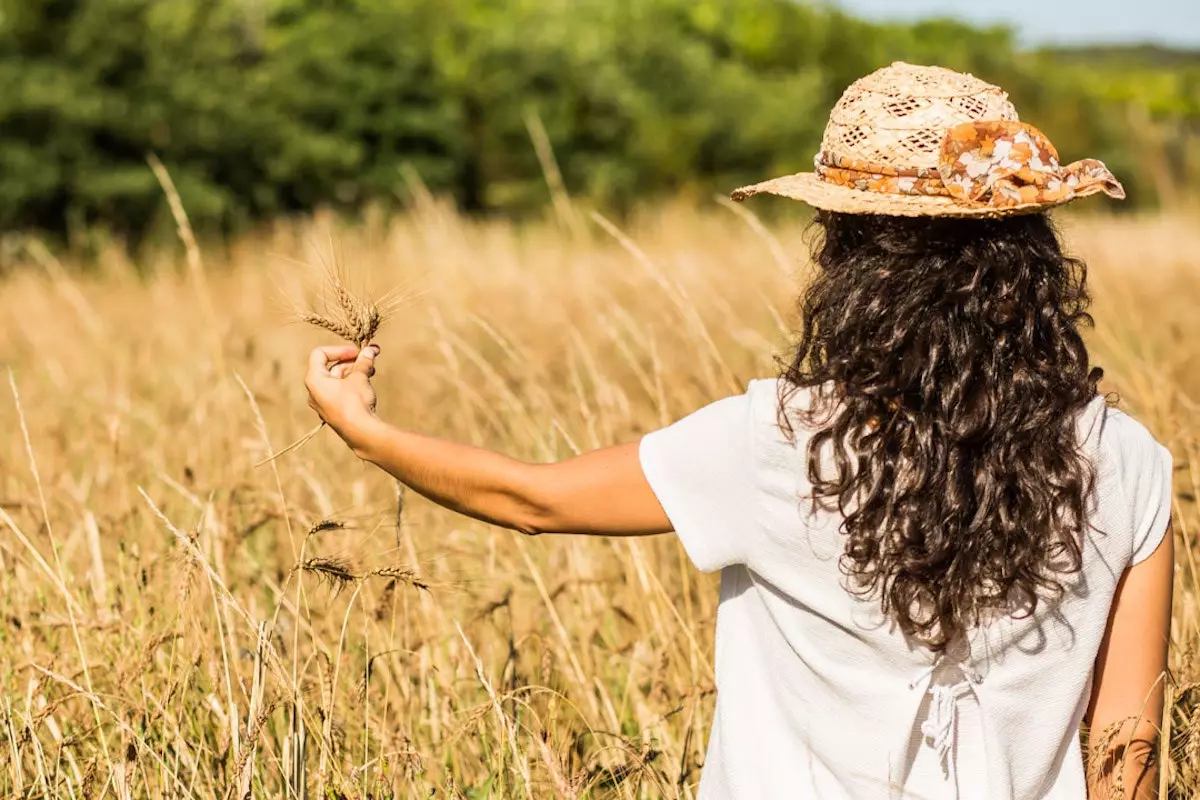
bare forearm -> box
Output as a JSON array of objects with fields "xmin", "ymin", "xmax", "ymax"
[
  {"xmin": 337, "ymin": 414, "xmax": 671, "ymax": 537},
  {"xmin": 343, "ymin": 416, "xmax": 547, "ymax": 534},
  {"xmin": 1087, "ymin": 734, "xmax": 1159, "ymax": 800}
]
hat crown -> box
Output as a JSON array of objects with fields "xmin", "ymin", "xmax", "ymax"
[{"xmin": 820, "ymin": 62, "xmax": 1019, "ymax": 171}]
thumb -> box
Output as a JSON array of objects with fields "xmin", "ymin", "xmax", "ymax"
[{"xmin": 350, "ymin": 343, "xmax": 379, "ymax": 378}]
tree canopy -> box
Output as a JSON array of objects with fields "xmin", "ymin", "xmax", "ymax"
[{"xmin": 2, "ymin": 0, "xmax": 1197, "ymax": 241}]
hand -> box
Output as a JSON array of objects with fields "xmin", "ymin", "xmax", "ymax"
[{"xmin": 305, "ymin": 344, "xmax": 380, "ymax": 443}]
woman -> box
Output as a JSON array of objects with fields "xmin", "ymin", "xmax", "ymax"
[{"xmin": 304, "ymin": 63, "xmax": 1173, "ymax": 799}]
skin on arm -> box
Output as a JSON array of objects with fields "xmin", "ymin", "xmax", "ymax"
[
  {"xmin": 1085, "ymin": 523, "xmax": 1174, "ymax": 800},
  {"xmin": 304, "ymin": 345, "xmax": 672, "ymax": 536}
]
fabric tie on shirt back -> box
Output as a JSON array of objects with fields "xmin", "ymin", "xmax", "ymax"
[
  {"xmin": 892, "ymin": 657, "xmax": 985, "ymax": 800},
  {"xmin": 814, "ymin": 120, "xmax": 1126, "ymax": 210},
  {"xmin": 923, "ymin": 684, "xmax": 962, "ymax": 771}
]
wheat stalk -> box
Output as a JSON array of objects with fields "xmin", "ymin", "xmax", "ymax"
[{"xmin": 256, "ymin": 258, "xmax": 393, "ymax": 467}]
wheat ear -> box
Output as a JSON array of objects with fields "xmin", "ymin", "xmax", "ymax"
[{"xmin": 256, "ymin": 259, "xmax": 391, "ymax": 467}]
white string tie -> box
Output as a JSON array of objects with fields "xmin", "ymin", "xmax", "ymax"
[
  {"xmin": 922, "ymin": 683, "xmax": 961, "ymax": 770},
  {"xmin": 908, "ymin": 657, "xmax": 984, "ymax": 797}
]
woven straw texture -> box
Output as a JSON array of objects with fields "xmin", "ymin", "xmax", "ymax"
[{"xmin": 731, "ymin": 62, "xmax": 1112, "ymax": 218}]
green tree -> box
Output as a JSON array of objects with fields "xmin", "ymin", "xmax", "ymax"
[{"xmin": 0, "ymin": 0, "xmax": 1194, "ymax": 243}]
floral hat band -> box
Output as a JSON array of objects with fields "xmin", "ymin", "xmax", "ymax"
[
  {"xmin": 730, "ymin": 62, "xmax": 1128, "ymax": 218},
  {"xmin": 813, "ymin": 120, "xmax": 1125, "ymax": 210}
]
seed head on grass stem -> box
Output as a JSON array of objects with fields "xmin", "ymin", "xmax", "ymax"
[
  {"xmin": 295, "ymin": 557, "xmax": 357, "ymax": 595},
  {"xmin": 299, "ymin": 257, "xmax": 395, "ymax": 349},
  {"xmin": 257, "ymin": 257, "xmax": 396, "ymax": 467},
  {"xmin": 291, "ymin": 557, "xmax": 429, "ymax": 596}
]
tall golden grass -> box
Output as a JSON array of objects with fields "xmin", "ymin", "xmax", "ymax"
[{"xmin": 0, "ymin": 202, "xmax": 1197, "ymax": 798}]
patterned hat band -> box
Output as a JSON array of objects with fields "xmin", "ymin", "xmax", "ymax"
[{"xmin": 814, "ymin": 120, "xmax": 1125, "ymax": 210}]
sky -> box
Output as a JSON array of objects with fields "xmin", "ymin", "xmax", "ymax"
[{"xmin": 832, "ymin": 0, "xmax": 1200, "ymax": 48}]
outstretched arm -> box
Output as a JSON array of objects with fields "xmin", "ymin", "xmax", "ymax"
[{"xmin": 304, "ymin": 345, "xmax": 672, "ymax": 536}]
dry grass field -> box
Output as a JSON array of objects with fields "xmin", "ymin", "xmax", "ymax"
[{"xmin": 1, "ymin": 201, "xmax": 1198, "ymax": 799}]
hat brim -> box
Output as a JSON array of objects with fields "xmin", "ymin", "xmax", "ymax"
[{"xmin": 730, "ymin": 172, "xmax": 1108, "ymax": 218}]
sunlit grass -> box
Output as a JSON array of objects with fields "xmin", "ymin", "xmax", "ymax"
[{"xmin": 1, "ymin": 202, "xmax": 1196, "ymax": 798}]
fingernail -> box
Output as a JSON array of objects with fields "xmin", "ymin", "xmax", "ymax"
[{"xmin": 366, "ymin": 344, "xmax": 380, "ymax": 358}]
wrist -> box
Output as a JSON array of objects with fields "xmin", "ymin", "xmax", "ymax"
[{"xmin": 336, "ymin": 412, "xmax": 386, "ymax": 461}]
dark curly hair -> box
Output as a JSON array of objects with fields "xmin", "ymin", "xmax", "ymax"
[{"xmin": 783, "ymin": 210, "xmax": 1102, "ymax": 652}]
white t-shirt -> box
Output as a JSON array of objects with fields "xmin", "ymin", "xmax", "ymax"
[{"xmin": 639, "ymin": 379, "xmax": 1173, "ymax": 800}]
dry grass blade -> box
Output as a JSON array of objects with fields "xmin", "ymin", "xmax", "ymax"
[
  {"xmin": 224, "ymin": 698, "xmax": 282, "ymax": 800},
  {"xmin": 2, "ymin": 208, "xmax": 1198, "ymax": 797},
  {"xmin": 253, "ymin": 422, "xmax": 325, "ymax": 468},
  {"xmin": 147, "ymin": 153, "xmax": 225, "ymax": 374}
]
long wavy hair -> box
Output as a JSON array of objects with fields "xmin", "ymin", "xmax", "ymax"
[{"xmin": 784, "ymin": 210, "xmax": 1102, "ymax": 651}]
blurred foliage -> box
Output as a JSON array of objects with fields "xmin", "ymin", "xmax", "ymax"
[{"xmin": 1, "ymin": 0, "xmax": 1198, "ymax": 241}]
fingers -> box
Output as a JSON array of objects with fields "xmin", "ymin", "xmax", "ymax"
[
  {"xmin": 308, "ymin": 345, "xmax": 361, "ymax": 374},
  {"xmin": 306, "ymin": 344, "xmax": 378, "ymax": 387},
  {"xmin": 350, "ymin": 343, "xmax": 380, "ymax": 378}
]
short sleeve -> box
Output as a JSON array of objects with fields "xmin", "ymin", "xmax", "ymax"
[
  {"xmin": 638, "ymin": 389, "xmax": 759, "ymax": 572},
  {"xmin": 1105, "ymin": 410, "xmax": 1175, "ymax": 566},
  {"xmin": 1129, "ymin": 439, "xmax": 1174, "ymax": 565}
]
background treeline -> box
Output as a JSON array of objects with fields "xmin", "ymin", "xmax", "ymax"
[{"xmin": 3, "ymin": 0, "xmax": 1199, "ymax": 243}]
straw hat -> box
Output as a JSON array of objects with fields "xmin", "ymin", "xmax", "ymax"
[{"xmin": 731, "ymin": 62, "xmax": 1125, "ymax": 218}]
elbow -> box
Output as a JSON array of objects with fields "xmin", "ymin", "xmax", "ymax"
[
  {"xmin": 514, "ymin": 519, "xmax": 546, "ymax": 537},
  {"xmin": 510, "ymin": 502, "xmax": 556, "ymax": 536},
  {"xmin": 504, "ymin": 466, "xmax": 561, "ymax": 536}
]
